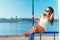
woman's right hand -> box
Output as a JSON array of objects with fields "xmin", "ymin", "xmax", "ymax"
[{"xmin": 32, "ymin": 15, "xmax": 34, "ymax": 18}]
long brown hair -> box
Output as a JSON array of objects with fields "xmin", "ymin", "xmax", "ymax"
[{"xmin": 48, "ymin": 6, "xmax": 54, "ymax": 25}]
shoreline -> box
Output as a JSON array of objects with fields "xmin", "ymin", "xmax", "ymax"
[{"xmin": 0, "ymin": 35, "xmax": 59, "ymax": 40}]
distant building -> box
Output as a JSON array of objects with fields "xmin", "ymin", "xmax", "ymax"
[
  {"xmin": 11, "ymin": 16, "xmax": 13, "ymax": 19},
  {"xmin": 16, "ymin": 16, "xmax": 18, "ymax": 20}
]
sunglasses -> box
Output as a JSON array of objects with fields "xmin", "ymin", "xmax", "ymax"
[{"xmin": 45, "ymin": 10, "xmax": 50, "ymax": 12}]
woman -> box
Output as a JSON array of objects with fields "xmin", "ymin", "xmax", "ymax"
[{"xmin": 20, "ymin": 6, "xmax": 54, "ymax": 37}]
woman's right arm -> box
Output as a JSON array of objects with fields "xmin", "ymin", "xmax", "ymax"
[
  {"xmin": 32, "ymin": 14, "xmax": 42, "ymax": 22},
  {"xmin": 32, "ymin": 15, "xmax": 39, "ymax": 22},
  {"xmin": 34, "ymin": 18, "xmax": 40, "ymax": 22}
]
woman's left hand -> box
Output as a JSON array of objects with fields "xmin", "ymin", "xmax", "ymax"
[
  {"xmin": 50, "ymin": 13, "xmax": 54, "ymax": 18},
  {"xmin": 49, "ymin": 13, "xmax": 54, "ymax": 21}
]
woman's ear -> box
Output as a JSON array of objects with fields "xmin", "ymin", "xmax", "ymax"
[{"xmin": 51, "ymin": 13, "xmax": 54, "ymax": 16}]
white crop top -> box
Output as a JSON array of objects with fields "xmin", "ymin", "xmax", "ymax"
[{"xmin": 38, "ymin": 14, "xmax": 49, "ymax": 30}]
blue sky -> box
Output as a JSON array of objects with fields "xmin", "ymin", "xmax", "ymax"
[
  {"xmin": 34, "ymin": 0, "xmax": 58, "ymax": 19},
  {"xmin": 0, "ymin": 0, "xmax": 32, "ymax": 18},
  {"xmin": 0, "ymin": 0, "xmax": 58, "ymax": 19}
]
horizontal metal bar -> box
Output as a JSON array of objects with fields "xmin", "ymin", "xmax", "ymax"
[
  {"xmin": 29, "ymin": 32, "xmax": 59, "ymax": 40},
  {"xmin": 35, "ymin": 32, "xmax": 59, "ymax": 34}
]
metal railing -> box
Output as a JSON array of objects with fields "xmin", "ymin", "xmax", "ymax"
[{"xmin": 28, "ymin": 32, "xmax": 59, "ymax": 40}]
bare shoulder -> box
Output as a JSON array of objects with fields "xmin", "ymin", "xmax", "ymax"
[
  {"xmin": 40, "ymin": 14, "xmax": 43, "ymax": 16},
  {"xmin": 38, "ymin": 14, "xmax": 43, "ymax": 19},
  {"xmin": 41, "ymin": 14, "xmax": 43, "ymax": 15}
]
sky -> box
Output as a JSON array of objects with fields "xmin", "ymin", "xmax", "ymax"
[
  {"xmin": 34, "ymin": 0, "xmax": 58, "ymax": 19},
  {"xmin": 0, "ymin": 0, "xmax": 58, "ymax": 19}
]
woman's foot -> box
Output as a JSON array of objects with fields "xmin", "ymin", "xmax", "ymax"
[{"xmin": 20, "ymin": 33, "xmax": 28, "ymax": 38}]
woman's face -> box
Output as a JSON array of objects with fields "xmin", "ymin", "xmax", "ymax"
[{"xmin": 45, "ymin": 8, "xmax": 51, "ymax": 15}]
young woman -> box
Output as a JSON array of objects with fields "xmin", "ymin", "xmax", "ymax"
[{"xmin": 20, "ymin": 6, "xmax": 54, "ymax": 37}]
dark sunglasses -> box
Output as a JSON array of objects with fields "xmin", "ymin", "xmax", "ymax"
[{"xmin": 45, "ymin": 10, "xmax": 50, "ymax": 12}]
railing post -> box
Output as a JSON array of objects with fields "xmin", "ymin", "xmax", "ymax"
[
  {"xmin": 28, "ymin": 33, "xmax": 34, "ymax": 40},
  {"xmin": 28, "ymin": 0, "xmax": 34, "ymax": 40},
  {"xmin": 54, "ymin": 33, "xmax": 55, "ymax": 40},
  {"xmin": 40, "ymin": 34, "xmax": 41, "ymax": 40}
]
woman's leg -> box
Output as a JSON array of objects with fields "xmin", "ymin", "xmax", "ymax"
[
  {"xmin": 20, "ymin": 24, "xmax": 38, "ymax": 37},
  {"xmin": 37, "ymin": 25, "xmax": 45, "ymax": 33}
]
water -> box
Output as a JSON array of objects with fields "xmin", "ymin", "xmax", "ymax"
[{"xmin": 0, "ymin": 21, "xmax": 59, "ymax": 35}]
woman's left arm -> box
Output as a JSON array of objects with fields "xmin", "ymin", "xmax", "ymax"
[{"xmin": 49, "ymin": 13, "xmax": 54, "ymax": 21}]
